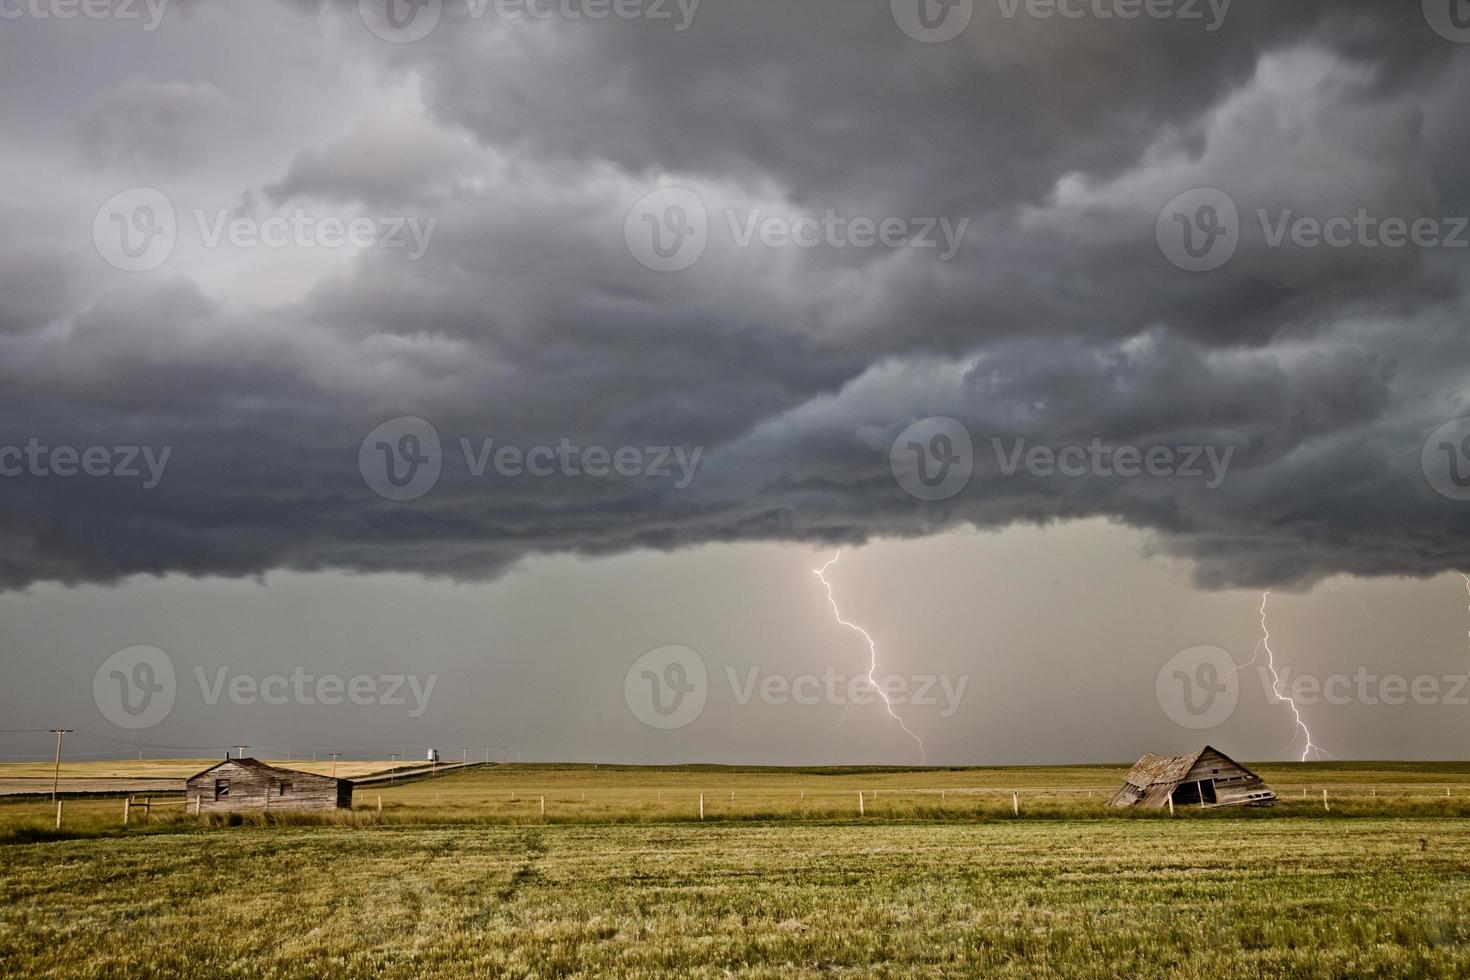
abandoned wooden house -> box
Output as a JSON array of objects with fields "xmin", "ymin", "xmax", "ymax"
[
  {"xmin": 1110, "ymin": 745, "xmax": 1276, "ymax": 809},
  {"xmin": 185, "ymin": 758, "xmax": 353, "ymax": 814}
]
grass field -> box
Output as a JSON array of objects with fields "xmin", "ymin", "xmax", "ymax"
[
  {"xmin": 3, "ymin": 762, "xmax": 1469, "ymax": 976},
  {"xmin": 3, "ymin": 820, "xmax": 1469, "ymax": 977}
]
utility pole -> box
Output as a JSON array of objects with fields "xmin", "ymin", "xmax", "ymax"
[
  {"xmin": 460, "ymin": 747, "xmax": 468, "ymax": 766},
  {"xmin": 49, "ymin": 730, "xmax": 72, "ymax": 801},
  {"xmin": 330, "ymin": 753, "xmax": 341, "ymax": 779},
  {"xmin": 233, "ymin": 745, "xmax": 249, "ymax": 760}
]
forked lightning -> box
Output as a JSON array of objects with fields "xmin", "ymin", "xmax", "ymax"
[{"xmin": 814, "ymin": 551, "xmax": 926, "ymax": 762}]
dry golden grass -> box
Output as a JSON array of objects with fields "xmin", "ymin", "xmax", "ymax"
[{"xmin": 3, "ymin": 819, "xmax": 1469, "ymax": 977}]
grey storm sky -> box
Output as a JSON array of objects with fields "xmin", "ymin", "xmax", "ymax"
[{"xmin": 1, "ymin": 0, "xmax": 1469, "ymax": 764}]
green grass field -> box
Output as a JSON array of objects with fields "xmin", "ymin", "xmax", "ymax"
[{"xmin": 3, "ymin": 762, "xmax": 1469, "ymax": 976}]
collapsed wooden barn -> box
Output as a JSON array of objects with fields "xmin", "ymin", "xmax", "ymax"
[
  {"xmin": 185, "ymin": 758, "xmax": 353, "ymax": 814},
  {"xmin": 1110, "ymin": 745, "xmax": 1276, "ymax": 809}
]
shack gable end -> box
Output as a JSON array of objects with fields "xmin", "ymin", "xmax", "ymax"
[{"xmin": 1111, "ymin": 746, "xmax": 1275, "ymax": 809}]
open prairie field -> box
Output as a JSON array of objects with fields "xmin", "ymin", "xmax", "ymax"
[
  {"xmin": 3, "ymin": 818, "xmax": 1469, "ymax": 977},
  {"xmin": 3, "ymin": 763, "xmax": 1469, "ymax": 976}
]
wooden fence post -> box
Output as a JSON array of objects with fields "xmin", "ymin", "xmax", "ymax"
[
  {"xmin": 540, "ymin": 796, "xmax": 546, "ymax": 822},
  {"xmin": 1168, "ymin": 797, "xmax": 1174, "ymax": 816},
  {"xmin": 858, "ymin": 791, "xmax": 864, "ymax": 816},
  {"xmin": 699, "ymin": 793, "xmax": 704, "ymax": 820},
  {"xmin": 124, "ymin": 797, "xmax": 131, "ymax": 825},
  {"xmin": 1013, "ymin": 792, "xmax": 1019, "ymax": 817},
  {"xmin": 377, "ymin": 795, "xmax": 383, "ymax": 816},
  {"xmin": 55, "ymin": 800, "xmax": 63, "ymax": 830},
  {"xmin": 1322, "ymin": 789, "xmax": 1330, "ymax": 812}
]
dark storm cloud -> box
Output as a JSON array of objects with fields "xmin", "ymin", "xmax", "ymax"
[{"xmin": 1, "ymin": 0, "xmax": 1468, "ymax": 592}]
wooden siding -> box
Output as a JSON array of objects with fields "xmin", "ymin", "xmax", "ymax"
[
  {"xmin": 1111, "ymin": 746, "xmax": 1275, "ymax": 809},
  {"xmin": 184, "ymin": 759, "xmax": 352, "ymax": 813}
]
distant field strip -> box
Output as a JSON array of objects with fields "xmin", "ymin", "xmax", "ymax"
[
  {"xmin": 4, "ymin": 762, "xmax": 1470, "ymax": 829},
  {"xmin": 0, "ymin": 759, "xmax": 421, "ymax": 796}
]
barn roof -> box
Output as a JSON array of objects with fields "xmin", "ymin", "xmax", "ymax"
[
  {"xmin": 1112, "ymin": 744, "xmax": 1274, "ymax": 809},
  {"xmin": 186, "ymin": 757, "xmax": 349, "ymax": 784},
  {"xmin": 1120, "ymin": 748, "xmax": 1207, "ymax": 790}
]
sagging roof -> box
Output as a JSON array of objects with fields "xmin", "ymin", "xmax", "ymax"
[
  {"xmin": 1112, "ymin": 745, "xmax": 1275, "ymax": 808},
  {"xmin": 1119, "ymin": 749, "xmax": 1207, "ymax": 790}
]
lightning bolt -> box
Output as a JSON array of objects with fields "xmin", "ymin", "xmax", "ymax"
[
  {"xmin": 1461, "ymin": 574, "xmax": 1469, "ymax": 654},
  {"xmin": 1242, "ymin": 591, "xmax": 1327, "ymax": 762},
  {"xmin": 814, "ymin": 550, "xmax": 926, "ymax": 762}
]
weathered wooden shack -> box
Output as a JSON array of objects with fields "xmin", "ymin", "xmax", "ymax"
[
  {"xmin": 185, "ymin": 758, "xmax": 352, "ymax": 814},
  {"xmin": 1110, "ymin": 745, "xmax": 1275, "ymax": 809}
]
